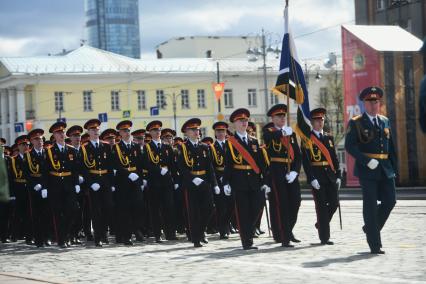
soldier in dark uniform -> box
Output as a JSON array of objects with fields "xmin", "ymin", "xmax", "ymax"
[
  {"xmin": 223, "ymin": 108, "xmax": 270, "ymax": 250},
  {"xmin": 80, "ymin": 119, "xmax": 114, "ymax": 247},
  {"xmin": 46, "ymin": 122, "xmax": 81, "ymax": 248},
  {"xmin": 262, "ymin": 104, "xmax": 302, "ymax": 247},
  {"xmin": 132, "ymin": 129, "xmax": 146, "ymax": 149},
  {"xmin": 211, "ymin": 122, "xmax": 234, "ymax": 239},
  {"xmin": 302, "ymin": 108, "xmax": 341, "ymax": 245},
  {"xmin": 67, "ymin": 125, "xmax": 89, "ymax": 244},
  {"xmin": 176, "ymin": 118, "xmax": 217, "ymax": 247},
  {"xmin": 0, "ymin": 139, "xmax": 12, "ymax": 243},
  {"xmin": 23, "ymin": 129, "xmax": 51, "ymax": 247},
  {"xmin": 143, "ymin": 121, "xmax": 177, "ymax": 242},
  {"xmin": 345, "ymin": 87, "xmax": 397, "ymax": 254},
  {"xmin": 101, "ymin": 129, "xmax": 118, "ymax": 147},
  {"xmin": 112, "ymin": 120, "xmax": 145, "ymax": 245}
]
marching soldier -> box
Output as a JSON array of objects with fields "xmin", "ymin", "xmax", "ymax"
[
  {"xmin": 131, "ymin": 129, "xmax": 146, "ymax": 149},
  {"xmin": 161, "ymin": 128, "xmax": 176, "ymax": 146},
  {"xmin": 262, "ymin": 104, "xmax": 302, "ymax": 247},
  {"xmin": 100, "ymin": 129, "xmax": 118, "ymax": 147},
  {"xmin": 211, "ymin": 122, "xmax": 234, "ymax": 239},
  {"xmin": 143, "ymin": 121, "xmax": 177, "ymax": 242},
  {"xmin": 345, "ymin": 87, "xmax": 397, "ymax": 254},
  {"xmin": 80, "ymin": 119, "xmax": 114, "ymax": 247},
  {"xmin": 24, "ymin": 129, "xmax": 51, "ymax": 247},
  {"xmin": 302, "ymin": 108, "xmax": 341, "ymax": 245},
  {"xmin": 46, "ymin": 122, "xmax": 81, "ymax": 248},
  {"xmin": 223, "ymin": 108, "xmax": 270, "ymax": 250},
  {"xmin": 112, "ymin": 120, "xmax": 144, "ymax": 245},
  {"xmin": 177, "ymin": 118, "xmax": 218, "ymax": 247}
]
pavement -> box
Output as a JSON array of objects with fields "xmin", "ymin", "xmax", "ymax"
[{"xmin": 0, "ymin": 199, "xmax": 425, "ymax": 284}]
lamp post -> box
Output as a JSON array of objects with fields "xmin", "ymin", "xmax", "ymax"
[
  {"xmin": 165, "ymin": 92, "xmax": 182, "ymax": 132},
  {"xmin": 246, "ymin": 29, "xmax": 281, "ymax": 121}
]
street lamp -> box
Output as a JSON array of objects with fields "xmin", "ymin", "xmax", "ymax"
[
  {"xmin": 246, "ymin": 29, "xmax": 281, "ymax": 121},
  {"xmin": 165, "ymin": 92, "xmax": 182, "ymax": 132}
]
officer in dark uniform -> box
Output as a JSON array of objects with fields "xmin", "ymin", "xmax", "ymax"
[
  {"xmin": 101, "ymin": 129, "xmax": 118, "ymax": 147},
  {"xmin": 262, "ymin": 104, "xmax": 302, "ymax": 247},
  {"xmin": 46, "ymin": 122, "xmax": 80, "ymax": 248},
  {"xmin": 345, "ymin": 87, "xmax": 397, "ymax": 254},
  {"xmin": 177, "ymin": 118, "xmax": 218, "ymax": 247},
  {"xmin": 143, "ymin": 121, "xmax": 177, "ymax": 242},
  {"xmin": 80, "ymin": 119, "xmax": 114, "ymax": 247},
  {"xmin": 10, "ymin": 135, "xmax": 33, "ymax": 244},
  {"xmin": 112, "ymin": 120, "xmax": 145, "ymax": 246},
  {"xmin": 24, "ymin": 129, "xmax": 51, "ymax": 247},
  {"xmin": 223, "ymin": 108, "xmax": 270, "ymax": 250},
  {"xmin": 302, "ymin": 108, "xmax": 341, "ymax": 245},
  {"xmin": 210, "ymin": 122, "xmax": 234, "ymax": 239}
]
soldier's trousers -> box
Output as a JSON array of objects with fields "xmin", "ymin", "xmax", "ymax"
[
  {"xmin": 0, "ymin": 201, "xmax": 11, "ymax": 241},
  {"xmin": 269, "ymin": 178, "xmax": 301, "ymax": 244},
  {"xmin": 185, "ymin": 183, "xmax": 214, "ymax": 244},
  {"xmin": 360, "ymin": 176, "xmax": 396, "ymax": 251},
  {"xmin": 89, "ymin": 185, "xmax": 113, "ymax": 242},
  {"xmin": 214, "ymin": 190, "xmax": 234, "ymax": 236},
  {"xmin": 13, "ymin": 186, "xmax": 33, "ymax": 240},
  {"xmin": 233, "ymin": 189, "xmax": 264, "ymax": 248},
  {"xmin": 147, "ymin": 185, "xmax": 175, "ymax": 239},
  {"xmin": 311, "ymin": 180, "xmax": 338, "ymax": 242},
  {"xmin": 116, "ymin": 182, "xmax": 144, "ymax": 241},
  {"xmin": 31, "ymin": 192, "xmax": 51, "ymax": 246}
]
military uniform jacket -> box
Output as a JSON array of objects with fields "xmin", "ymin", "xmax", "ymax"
[
  {"xmin": 177, "ymin": 141, "xmax": 217, "ymax": 189},
  {"xmin": 9, "ymin": 154, "xmax": 28, "ymax": 197},
  {"xmin": 45, "ymin": 144, "xmax": 79, "ymax": 186},
  {"xmin": 262, "ymin": 127, "xmax": 302, "ymax": 184},
  {"xmin": 302, "ymin": 132, "xmax": 341, "ymax": 184},
  {"xmin": 112, "ymin": 140, "xmax": 144, "ymax": 185},
  {"xmin": 345, "ymin": 113, "xmax": 397, "ymax": 180},
  {"xmin": 223, "ymin": 135, "xmax": 267, "ymax": 191},
  {"xmin": 80, "ymin": 141, "xmax": 114, "ymax": 188},
  {"xmin": 142, "ymin": 141, "xmax": 175, "ymax": 188},
  {"xmin": 23, "ymin": 149, "xmax": 49, "ymax": 191},
  {"xmin": 210, "ymin": 140, "xmax": 226, "ymax": 186}
]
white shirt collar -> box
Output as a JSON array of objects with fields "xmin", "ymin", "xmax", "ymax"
[
  {"xmin": 19, "ymin": 153, "xmax": 24, "ymax": 159},
  {"xmin": 90, "ymin": 139, "xmax": 100, "ymax": 147},
  {"xmin": 56, "ymin": 143, "xmax": 65, "ymax": 151},
  {"xmin": 236, "ymin": 131, "xmax": 248, "ymax": 141},
  {"xmin": 216, "ymin": 139, "xmax": 226, "ymax": 147},
  {"xmin": 313, "ymin": 129, "xmax": 323, "ymax": 138},
  {"xmin": 189, "ymin": 139, "xmax": 198, "ymax": 147},
  {"xmin": 122, "ymin": 140, "xmax": 132, "ymax": 147},
  {"xmin": 366, "ymin": 113, "xmax": 378, "ymax": 124},
  {"xmin": 34, "ymin": 148, "xmax": 43, "ymax": 155},
  {"xmin": 152, "ymin": 138, "xmax": 161, "ymax": 146}
]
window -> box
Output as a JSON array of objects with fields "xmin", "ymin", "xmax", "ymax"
[
  {"xmin": 376, "ymin": 0, "xmax": 385, "ymax": 10},
  {"xmin": 83, "ymin": 90, "xmax": 92, "ymax": 112},
  {"xmin": 248, "ymin": 89, "xmax": 257, "ymax": 107},
  {"xmin": 197, "ymin": 89, "xmax": 206, "ymax": 108},
  {"xmin": 111, "ymin": 91, "xmax": 120, "ymax": 111},
  {"xmin": 137, "ymin": 90, "xmax": 146, "ymax": 110},
  {"xmin": 156, "ymin": 90, "xmax": 166, "ymax": 109},
  {"xmin": 224, "ymin": 89, "xmax": 233, "ymax": 108},
  {"xmin": 320, "ymin": 87, "xmax": 328, "ymax": 104},
  {"xmin": 200, "ymin": 127, "xmax": 207, "ymax": 138},
  {"xmin": 54, "ymin": 92, "xmax": 64, "ymax": 112},
  {"xmin": 270, "ymin": 92, "xmax": 279, "ymax": 105},
  {"xmin": 181, "ymin": 89, "xmax": 190, "ymax": 109}
]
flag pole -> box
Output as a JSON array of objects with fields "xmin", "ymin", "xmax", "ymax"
[{"xmin": 285, "ymin": 0, "xmax": 291, "ymax": 173}]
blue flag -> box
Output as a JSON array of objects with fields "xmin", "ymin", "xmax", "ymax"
[{"xmin": 273, "ymin": 4, "xmax": 312, "ymax": 143}]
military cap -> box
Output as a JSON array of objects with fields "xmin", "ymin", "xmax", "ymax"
[
  {"xmin": 247, "ymin": 121, "xmax": 256, "ymax": 133},
  {"xmin": 49, "ymin": 121, "xmax": 67, "ymax": 133},
  {"xmin": 359, "ymin": 86, "xmax": 383, "ymax": 101},
  {"xmin": 0, "ymin": 138, "xmax": 6, "ymax": 145},
  {"xmin": 15, "ymin": 135, "xmax": 29, "ymax": 145},
  {"xmin": 230, "ymin": 108, "xmax": 250, "ymax": 122},
  {"xmin": 100, "ymin": 128, "xmax": 118, "ymax": 141},
  {"xmin": 267, "ymin": 104, "xmax": 288, "ymax": 117},
  {"xmin": 84, "ymin": 119, "xmax": 101, "ymax": 130},
  {"xmin": 173, "ymin": 136, "xmax": 184, "ymax": 145},
  {"xmin": 116, "ymin": 120, "xmax": 133, "ymax": 131},
  {"xmin": 181, "ymin": 118, "xmax": 201, "ymax": 133},
  {"xmin": 144, "ymin": 133, "xmax": 152, "ymax": 143},
  {"xmin": 131, "ymin": 129, "xmax": 146, "ymax": 138},
  {"xmin": 3, "ymin": 146, "xmax": 11, "ymax": 156},
  {"xmin": 81, "ymin": 133, "xmax": 90, "ymax": 144},
  {"xmin": 28, "ymin": 129, "xmax": 44, "ymax": 140},
  {"xmin": 310, "ymin": 108, "xmax": 327, "ymax": 120},
  {"xmin": 161, "ymin": 128, "xmax": 176, "ymax": 138},
  {"xmin": 66, "ymin": 125, "xmax": 83, "ymax": 137},
  {"xmin": 262, "ymin": 122, "xmax": 275, "ymax": 131},
  {"xmin": 212, "ymin": 121, "xmax": 228, "ymax": 130},
  {"xmin": 201, "ymin": 137, "xmax": 214, "ymax": 145},
  {"xmin": 146, "ymin": 120, "xmax": 162, "ymax": 132}
]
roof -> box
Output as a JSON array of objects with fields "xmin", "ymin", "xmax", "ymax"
[
  {"xmin": 0, "ymin": 45, "xmax": 280, "ymax": 76},
  {"xmin": 342, "ymin": 25, "xmax": 423, "ymax": 52}
]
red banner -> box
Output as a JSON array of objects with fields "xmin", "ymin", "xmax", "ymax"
[
  {"xmin": 341, "ymin": 26, "xmax": 381, "ymax": 186},
  {"xmin": 212, "ymin": 82, "xmax": 225, "ymax": 101}
]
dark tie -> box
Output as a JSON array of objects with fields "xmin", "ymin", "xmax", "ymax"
[
  {"xmin": 222, "ymin": 142, "xmax": 225, "ymax": 148},
  {"xmin": 157, "ymin": 143, "xmax": 161, "ymax": 150},
  {"xmin": 194, "ymin": 143, "xmax": 198, "ymax": 148},
  {"xmin": 95, "ymin": 142, "xmax": 99, "ymax": 149},
  {"xmin": 61, "ymin": 147, "xmax": 64, "ymax": 153},
  {"xmin": 319, "ymin": 133, "xmax": 323, "ymax": 140},
  {"xmin": 373, "ymin": 117, "xmax": 379, "ymax": 129},
  {"xmin": 127, "ymin": 143, "xmax": 130, "ymax": 150},
  {"xmin": 242, "ymin": 137, "xmax": 247, "ymax": 144}
]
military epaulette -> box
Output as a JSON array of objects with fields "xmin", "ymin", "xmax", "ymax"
[
  {"xmin": 100, "ymin": 141, "xmax": 109, "ymax": 146},
  {"xmin": 351, "ymin": 115, "xmax": 362, "ymax": 121},
  {"xmin": 81, "ymin": 141, "xmax": 89, "ymax": 146},
  {"xmin": 378, "ymin": 114, "xmax": 388, "ymax": 121},
  {"xmin": 267, "ymin": 127, "xmax": 275, "ymax": 132}
]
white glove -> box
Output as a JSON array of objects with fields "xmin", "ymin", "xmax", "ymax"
[
  {"xmin": 75, "ymin": 185, "xmax": 81, "ymax": 194},
  {"xmin": 282, "ymin": 126, "xmax": 293, "ymax": 136},
  {"xmin": 128, "ymin": 172, "xmax": 139, "ymax": 182},
  {"xmin": 113, "ymin": 169, "xmax": 117, "ymax": 176},
  {"xmin": 78, "ymin": 175, "xmax": 84, "ymax": 184},
  {"xmin": 336, "ymin": 178, "xmax": 342, "ymax": 189},
  {"xmin": 192, "ymin": 177, "xmax": 204, "ymax": 186},
  {"xmin": 285, "ymin": 171, "xmax": 298, "ymax": 183},
  {"xmin": 261, "ymin": 185, "xmax": 271, "ymax": 199},
  {"xmin": 224, "ymin": 184, "xmax": 232, "ymax": 196},
  {"xmin": 9, "ymin": 196, "xmax": 16, "ymax": 201},
  {"xmin": 367, "ymin": 159, "xmax": 379, "ymax": 170},
  {"xmin": 41, "ymin": 189, "xmax": 48, "ymax": 199},
  {"xmin": 140, "ymin": 185, "xmax": 145, "ymax": 192},
  {"xmin": 311, "ymin": 179, "xmax": 320, "ymax": 190},
  {"xmin": 34, "ymin": 184, "xmax": 42, "ymax": 191},
  {"xmin": 111, "ymin": 186, "xmax": 116, "ymax": 192},
  {"xmin": 214, "ymin": 186, "xmax": 220, "ymax": 195},
  {"xmin": 174, "ymin": 184, "xmax": 179, "ymax": 190},
  {"xmin": 220, "ymin": 176, "xmax": 223, "ymax": 183},
  {"xmin": 160, "ymin": 167, "xmax": 168, "ymax": 176},
  {"xmin": 143, "ymin": 179, "xmax": 148, "ymax": 187},
  {"xmin": 91, "ymin": 183, "xmax": 100, "ymax": 191}
]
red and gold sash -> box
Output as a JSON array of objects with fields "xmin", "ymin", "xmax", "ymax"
[
  {"xmin": 279, "ymin": 136, "xmax": 294, "ymax": 161},
  {"xmin": 228, "ymin": 136, "xmax": 260, "ymax": 174},
  {"xmin": 310, "ymin": 134, "xmax": 335, "ymax": 172}
]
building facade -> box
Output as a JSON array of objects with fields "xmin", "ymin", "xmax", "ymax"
[{"xmin": 85, "ymin": 0, "xmax": 141, "ymax": 58}]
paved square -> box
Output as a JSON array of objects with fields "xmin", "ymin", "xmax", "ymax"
[{"xmin": 0, "ymin": 200, "xmax": 425, "ymax": 284}]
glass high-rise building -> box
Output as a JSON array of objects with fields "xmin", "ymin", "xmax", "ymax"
[{"xmin": 85, "ymin": 0, "xmax": 141, "ymax": 58}]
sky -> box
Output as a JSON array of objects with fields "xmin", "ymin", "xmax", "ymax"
[{"xmin": 0, "ymin": 0, "xmax": 355, "ymax": 61}]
